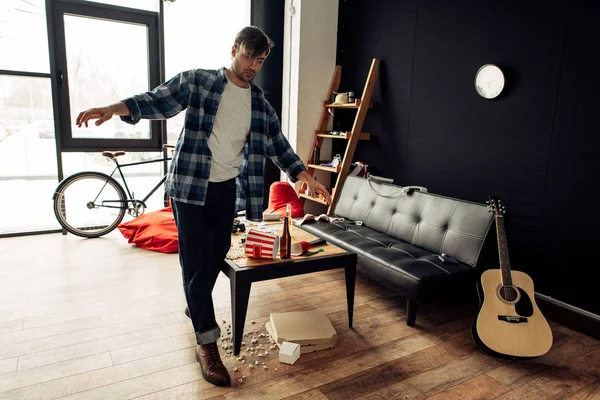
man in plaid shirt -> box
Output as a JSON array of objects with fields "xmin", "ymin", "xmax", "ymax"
[{"xmin": 76, "ymin": 26, "xmax": 331, "ymax": 387}]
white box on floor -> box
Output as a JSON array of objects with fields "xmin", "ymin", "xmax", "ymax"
[
  {"xmin": 266, "ymin": 320, "xmax": 335, "ymax": 355},
  {"xmin": 266, "ymin": 309, "xmax": 338, "ymax": 353},
  {"xmin": 279, "ymin": 341, "xmax": 301, "ymax": 365}
]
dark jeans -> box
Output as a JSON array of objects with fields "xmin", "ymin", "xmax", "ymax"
[{"xmin": 171, "ymin": 178, "xmax": 237, "ymax": 344}]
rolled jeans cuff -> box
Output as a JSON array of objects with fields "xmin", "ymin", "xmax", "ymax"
[{"xmin": 196, "ymin": 326, "xmax": 221, "ymax": 344}]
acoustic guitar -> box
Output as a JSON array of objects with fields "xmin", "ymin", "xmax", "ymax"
[{"xmin": 472, "ymin": 197, "xmax": 553, "ymax": 359}]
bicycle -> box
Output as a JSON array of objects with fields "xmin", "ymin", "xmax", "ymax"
[{"xmin": 52, "ymin": 145, "xmax": 174, "ymax": 238}]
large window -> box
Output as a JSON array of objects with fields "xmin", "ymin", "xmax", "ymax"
[
  {"xmin": 51, "ymin": 0, "xmax": 161, "ymax": 151},
  {"xmin": 63, "ymin": 14, "xmax": 151, "ymax": 141},
  {"xmin": 0, "ymin": 1, "xmax": 58, "ymax": 235},
  {"xmin": 0, "ymin": 75, "xmax": 59, "ymax": 233}
]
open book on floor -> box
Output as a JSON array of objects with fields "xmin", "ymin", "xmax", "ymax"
[{"xmin": 294, "ymin": 213, "xmax": 344, "ymax": 226}]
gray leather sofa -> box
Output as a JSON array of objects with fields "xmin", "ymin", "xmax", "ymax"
[{"xmin": 300, "ymin": 176, "xmax": 495, "ymax": 326}]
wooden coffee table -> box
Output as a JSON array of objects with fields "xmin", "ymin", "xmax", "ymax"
[{"xmin": 221, "ymin": 224, "xmax": 357, "ymax": 355}]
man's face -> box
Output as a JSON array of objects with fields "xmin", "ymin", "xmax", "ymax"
[{"xmin": 231, "ymin": 44, "xmax": 267, "ymax": 82}]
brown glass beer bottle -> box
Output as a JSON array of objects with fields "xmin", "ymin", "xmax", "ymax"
[{"xmin": 280, "ymin": 215, "xmax": 291, "ymax": 259}]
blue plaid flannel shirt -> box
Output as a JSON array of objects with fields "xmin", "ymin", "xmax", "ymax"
[{"xmin": 120, "ymin": 67, "xmax": 306, "ymax": 221}]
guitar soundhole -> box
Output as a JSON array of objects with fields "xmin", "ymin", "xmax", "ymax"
[{"xmin": 497, "ymin": 285, "xmax": 520, "ymax": 303}]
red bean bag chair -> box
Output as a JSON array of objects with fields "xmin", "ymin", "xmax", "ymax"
[
  {"xmin": 118, "ymin": 206, "xmax": 179, "ymax": 253},
  {"xmin": 264, "ymin": 181, "xmax": 305, "ymax": 218}
]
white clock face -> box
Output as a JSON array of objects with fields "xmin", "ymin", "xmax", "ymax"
[{"xmin": 475, "ymin": 64, "xmax": 505, "ymax": 99}]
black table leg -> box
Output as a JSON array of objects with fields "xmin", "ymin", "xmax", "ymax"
[
  {"xmin": 345, "ymin": 263, "xmax": 356, "ymax": 328},
  {"xmin": 230, "ymin": 273, "xmax": 251, "ymax": 356}
]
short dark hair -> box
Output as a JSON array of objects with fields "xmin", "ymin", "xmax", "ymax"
[{"xmin": 234, "ymin": 26, "xmax": 274, "ymax": 58}]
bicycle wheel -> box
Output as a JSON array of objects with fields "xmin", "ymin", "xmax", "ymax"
[{"xmin": 53, "ymin": 171, "xmax": 127, "ymax": 238}]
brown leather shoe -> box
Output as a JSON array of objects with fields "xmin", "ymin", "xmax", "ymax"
[{"xmin": 195, "ymin": 343, "xmax": 231, "ymax": 387}]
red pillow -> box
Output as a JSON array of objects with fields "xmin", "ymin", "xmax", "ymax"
[{"xmin": 118, "ymin": 207, "xmax": 179, "ymax": 253}]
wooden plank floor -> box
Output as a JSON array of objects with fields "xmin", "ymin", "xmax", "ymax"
[{"xmin": 0, "ymin": 231, "xmax": 599, "ymax": 399}]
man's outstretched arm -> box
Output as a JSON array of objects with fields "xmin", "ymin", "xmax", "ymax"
[{"xmin": 76, "ymin": 70, "xmax": 194, "ymax": 128}]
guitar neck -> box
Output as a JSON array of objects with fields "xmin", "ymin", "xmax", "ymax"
[{"xmin": 495, "ymin": 214, "xmax": 513, "ymax": 286}]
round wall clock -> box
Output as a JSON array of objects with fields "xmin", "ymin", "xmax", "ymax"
[{"xmin": 475, "ymin": 64, "xmax": 505, "ymax": 99}]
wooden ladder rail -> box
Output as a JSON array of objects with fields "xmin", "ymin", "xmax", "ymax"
[
  {"xmin": 328, "ymin": 58, "xmax": 379, "ymax": 213},
  {"xmin": 298, "ymin": 58, "xmax": 379, "ymax": 215}
]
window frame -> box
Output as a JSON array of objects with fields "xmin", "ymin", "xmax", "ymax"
[{"xmin": 49, "ymin": 0, "xmax": 163, "ymax": 152}]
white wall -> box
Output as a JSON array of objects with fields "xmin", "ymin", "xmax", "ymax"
[{"xmin": 282, "ymin": 0, "xmax": 339, "ymax": 202}]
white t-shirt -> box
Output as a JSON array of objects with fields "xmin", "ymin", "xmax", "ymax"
[{"xmin": 208, "ymin": 80, "xmax": 251, "ymax": 182}]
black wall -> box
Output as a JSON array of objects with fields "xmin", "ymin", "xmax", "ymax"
[
  {"xmin": 251, "ymin": 0, "xmax": 285, "ymax": 209},
  {"xmin": 336, "ymin": 0, "xmax": 600, "ymax": 314}
]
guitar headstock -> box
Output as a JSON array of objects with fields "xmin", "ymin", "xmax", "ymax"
[{"xmin": 486, "ymin": 196, "xmax": 506, "ymax": 215}]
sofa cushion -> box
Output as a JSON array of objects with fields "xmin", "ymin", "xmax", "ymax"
[
  {"xmin": 300, "ymin": 220, "xmax": 474, "ymax": 301},
  {"xmin": 333, "ymin": 176, "xmax": 493, "ymax": 267}
]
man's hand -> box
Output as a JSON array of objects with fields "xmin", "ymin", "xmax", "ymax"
[
  {"xmin": 76, "ymin": 107, "xmax": 114, "ymax": 128},
  {"xmin": 297, "ymin": 170, "xmax": 332, "ymax": 205},
  {"xmin": 75, "ymin": 102, "xmax": 130, "ymax": 128},
  {"xmin": 307, "ymin": 178, "xmax": 332, "ymax": 204}
]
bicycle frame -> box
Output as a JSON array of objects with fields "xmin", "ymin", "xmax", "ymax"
[{"xmin": 98, "ymin": 156, "xmax": 171, "ymax": 210}]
